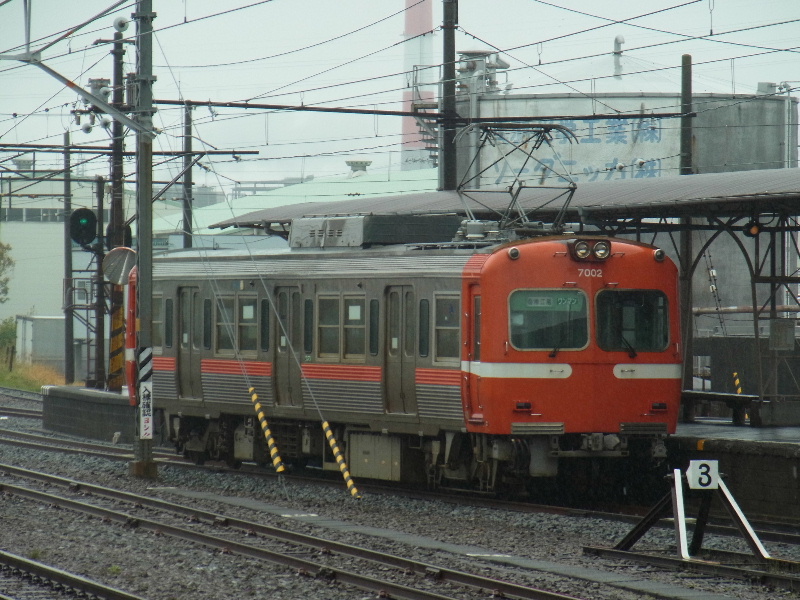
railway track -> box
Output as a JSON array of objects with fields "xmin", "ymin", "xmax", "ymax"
[
  {"xmin": 583, "ymin": 545, "xmax": 800, "ymax": 592},
  {"xmin": 0, "ymin": 463, "xmax": 582, "ymax": 600},
  {"xmin": 0, "ymin": 549, "xmax": 146, "ymax": 600},
  {"xmin": 4, "ymin": 415, "xmax": 800, "ymax": 548}
]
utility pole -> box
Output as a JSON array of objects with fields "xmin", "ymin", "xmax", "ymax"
[
  {"xmin": 439, "ymin": 0, "xmax": 458, "ymax": 191},
  {"xmin": 182, "ymin": 104, "xmax": 193, "ymax": 248},
  {"xmin": 107, "ymin": 30, "xmax": 127, "ymax": 392},
  {"xmin": 131, "ymin": 0, "xmax": 157, "ymax": 478},
  {"xmin": 94, "ymin": 177, "xmax": 106, "ymax": 388},
  {"xmin": 679, "ymin": 54, "xmax": 693, "ymax": 398},
  {"xmin": 63, "ymin": 132, "xmax": 74, "ymax": 384}
]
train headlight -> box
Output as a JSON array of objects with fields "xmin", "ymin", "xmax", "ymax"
[
  {"xmin": 592, "ymin": 241, "xmax": 611, "ymax": 259},
  {"xmin": 653, "ymin": 248, "xmax": 666, "ymax": 262},
  {"xmin": 574, "ymin": 241, "xmax": 591, "ymax": 259}
]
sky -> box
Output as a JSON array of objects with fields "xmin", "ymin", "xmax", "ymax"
[{"xmin": 1, "ymin": 0, "xmax": 799, "ymax": 198}]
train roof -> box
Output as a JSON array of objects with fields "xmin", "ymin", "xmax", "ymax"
[{"xmin": 210, "ymin": 167, "xmax": 800, "ymax": 232}]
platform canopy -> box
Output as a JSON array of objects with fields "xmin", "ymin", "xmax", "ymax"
[{"xmin": 210, "ymin": 167, "xmax": 800, "ymax": 234}]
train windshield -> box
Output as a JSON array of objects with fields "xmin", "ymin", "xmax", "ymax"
[
  {"xmin": 509, "ymin": 289, "xmax": 588, "ymax": 351},
  {"xmin": 596, "ymin": 290, "xmax": 669, "ymax": 353}
]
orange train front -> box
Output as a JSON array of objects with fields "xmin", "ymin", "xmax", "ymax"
[{"xmin": 458, "ymin": 237, "xmax": 681, "ymax": 482}]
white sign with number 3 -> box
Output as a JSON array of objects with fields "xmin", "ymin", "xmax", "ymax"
[{"xmin": 686, "ymin": 459, "xmax": 720, "ymax": 490}]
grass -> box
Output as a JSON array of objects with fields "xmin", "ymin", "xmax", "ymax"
[{"xmin": 0, "ymin": 361, "xmax": 65, "ymax": 392}]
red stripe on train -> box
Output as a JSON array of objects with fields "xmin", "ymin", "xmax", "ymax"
[
  {"xmin": 153, "ymin": 357, "xmax": 176, "ymax": 370},
  {"xmin": 415, "ymin": 368, "xmax": 461, "ymax": 386},
  {"xmin": 201, "ymin": 359, "xmax": 272, "ymax": 376},
  {"xmin": 302, "ymin": 363, "xmax": 382, "ymax": 382}
]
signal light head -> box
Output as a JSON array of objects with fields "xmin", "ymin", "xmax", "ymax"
[
  {"xmin": 743, "ymin": 220, "xmax": 761, "ymax": 237},
  {"xmin": 69, "ymin": 208, "xmax": 98, "ymax": 246}
]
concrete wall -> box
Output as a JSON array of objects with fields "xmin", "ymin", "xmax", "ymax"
[
  {"xmin": 42, "ymin": 385, "xmax": 139, "ymax": 444},
  {"xmin": 670, "ymin": 436, "xmax": 800, "ymax": 521}
]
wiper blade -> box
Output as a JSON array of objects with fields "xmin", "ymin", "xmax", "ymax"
[{"xmin": 620, "ymin": 335, "xmax": 638, "ymax": 358}]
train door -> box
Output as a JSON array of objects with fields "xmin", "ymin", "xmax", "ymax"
[
  {"xmin": 274, "ymin": 287, "xmax": 303, "ymax": 407},
  {"xmin": 464, "ymin": 285, "xmax": 481, "ymax": 419},
  {"xmin": 177, "ymin": 287, "xmax": 202, "ymax": 399},
  {"xmin": 385, "ymin": 286, "xmax": 417, "ymax": 414}
]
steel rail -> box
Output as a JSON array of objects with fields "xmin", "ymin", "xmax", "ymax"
[
  {"xmin": 0, "ymin": 430, "xmax": 178, "ymax": 461},
  {"xmin": 0, "ymin": 549, "xmax": 146, "ymax": 600},
  {"xmin": 583, "ymin": 545, "xmax": 800, "ymax": 592},
  {"xmin": 0, "ymin": 407, "xmax": 41, "ymax": 419},
  {"xmin": 0, "ymin": 464, "xmax": 580, "ymax": 600}
]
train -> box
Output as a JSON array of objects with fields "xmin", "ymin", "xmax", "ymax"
[{"xmin": 126, "ymin": 215, "xmax": 682, "ymax": 495}]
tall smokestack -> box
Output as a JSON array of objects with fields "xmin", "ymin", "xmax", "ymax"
[{"xmin": 401, "ymin": 0, "xmax": 435, "ymax": 170}]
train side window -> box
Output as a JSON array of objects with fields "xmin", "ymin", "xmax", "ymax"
[
  {"xmin": 343, "ymin": 297, "xmax": 365, "ymax": 357},
  {"xmin": 238, "ymin": 297, "xmax": 257, "ymax": 352},
  {"xmin": 192, "ymin": 291, "xmax": 202, "ymax": 350},
  {"xmin": 403, "ymin": 290, "xmax": 415, "ymax": 357},
  {"xmin": 152, "ymin": 296, "xmax": 164, "ymax": 348},
  {"xmin": 164, "ymin": 298, "xmax": 173, "ymax": 348},
  {"xmin": 304, "ymin": 299, "xmax": 314, "ymax": 355},
  {"xmin": 369, "ymin": 299, "xmax": 379, "ymax": 356},
  {"xmin": 418, "ymin": 299, "xmax": 430, "ymax": 358},
  {"xmin": 388, "ymin": 291, "xmax": 400, "ymax": 357},
  {"xmin": 434, "ymin": 296, "xmax": 460, "ymax": 360},
  {"xmin": 216, "ymin": 296, "xmax": 235, "ymax": 352},
  {"xmin": 473, "ymin": 296, "xmax": 481, "ymax": 361},
  {"xmin": 318, "ymin": 297, "xmax": 340, "ymax": 357},
  {"xmin": 260, "ymin": 299, "xmax": 270, "ymax": 352},
  {"xmin": 203, "ymin": 299, "xmax": 212, "ymax": 350}
]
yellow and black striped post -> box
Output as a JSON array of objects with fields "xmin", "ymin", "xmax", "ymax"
[
  {"xmin": 249, "ymin": 387, "xmax": 285, "ymax": 473},
  {"xmin": 322, "ymin": 421, "xmax": 361, "ymax": 499},
  {"xmin": 733, "ymin": 372, "xmax": 742, "ymax": 395}
]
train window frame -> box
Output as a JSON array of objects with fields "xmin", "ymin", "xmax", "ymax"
[
  {"xmin": 369, "ymin": 299, "xmax": 379, "ymax": 356},
  {"xmin": 259, "ymin": 299, "xmax": 270, "ymax": 352},
  {"xmin": 238, "ymin": 295, "xmax": 258, "ymax": 354},
  {"xmin": 203, "ymin": 299, "xmax": 212, "ymax": 350},
  {"xmin": 343, "ymin": 296, "xmax": 366, "ymax": 359},
  {"xmin": 418, "ymin": 299, "xmax": 430, "ymax": 358},
  {"xmin": 152, "ymin": 295, "xmax": 164, "ymax": 349},
  {"xmin": 508, "ymin": 288, "xmax": 589, "ymax": 352},
  {"xmin": 304, "ymin": 299, "xmax": 314, "ymax": 355},
  {"xmin": 317, "ymin": 295, "xmax": 340, "ymax": 358},
  {"xmin": 595, "ymin": 289, "xmax": 669, "ymax": 353},
  {"xmin": 215, "ymin": 296, "xmax": 236, "ymax": 354},
  {"xmin": 433, "ymin": 295, "xmax": 460, "ymax": 362}
]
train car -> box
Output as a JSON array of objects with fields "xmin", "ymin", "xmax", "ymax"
[{"xmin": 128, "ymin": 216, "xmax": 682, "ymax": 493}]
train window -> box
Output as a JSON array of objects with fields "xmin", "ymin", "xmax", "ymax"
[
  {"xmin": 509, "ymin": 289, "xmax": 587, "ymax": 351},
  {"xmin": 318, "ymin": 297, "xmax": 340, "ymax": 356},
  {"xmin": 418, "ymin": 299, "xmax": 430, "ymax": 358},
  {"xmin": 239, "ymin": 297, "xmax": 258, "ymax": 352},
  {"xmin": 216, "ymin": 297, "xmax": 235, "ymax": 352},
  {"xmin": 435, "ymin": 296, "xmax": 460, "ymax": 359},
  {"xmin": 596, "ymin": 290, "xmax": 669, "ymax": 353},
  {"xmin": 473, "ymin": 296, "xmax": 481, "ymax": 361},
  {"xmin": 369, "ymin": 299, "xmax": 379, "ymax": 356},
  {"xmin": 164, "ymin": 298, "xmax": 173, "ymax": 348},
  {"xmin": 388, "ymin": 291, "xmax": 400, "ymax": 357},
  {"xmin": 343, "ymin": 297, "xmax": 365, "ymax": 357},
  {"xmin": 203, "ymin": 299, "xmax": 212, "ymax": 350},
  {"xmin": 403, "ymin": 290, "xmax": 415, "ymax": 356},
  {"xmin": 152, "ymin": 296, "xmax": 163, "ymax": 348},
  {"xmin": 192, "ymin": 292, "xmax": 202, "ymax": 350},
  {"xmin": 259, "ymin": 299, "xmax": 270, "ymax": 352},
  {"xmin": 304, "ymin": 299, "xmax": 314, "ymax": 355},
  {"xmin": 180, "ymin": 292, "xmax": 191, "ymax": 349}
]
